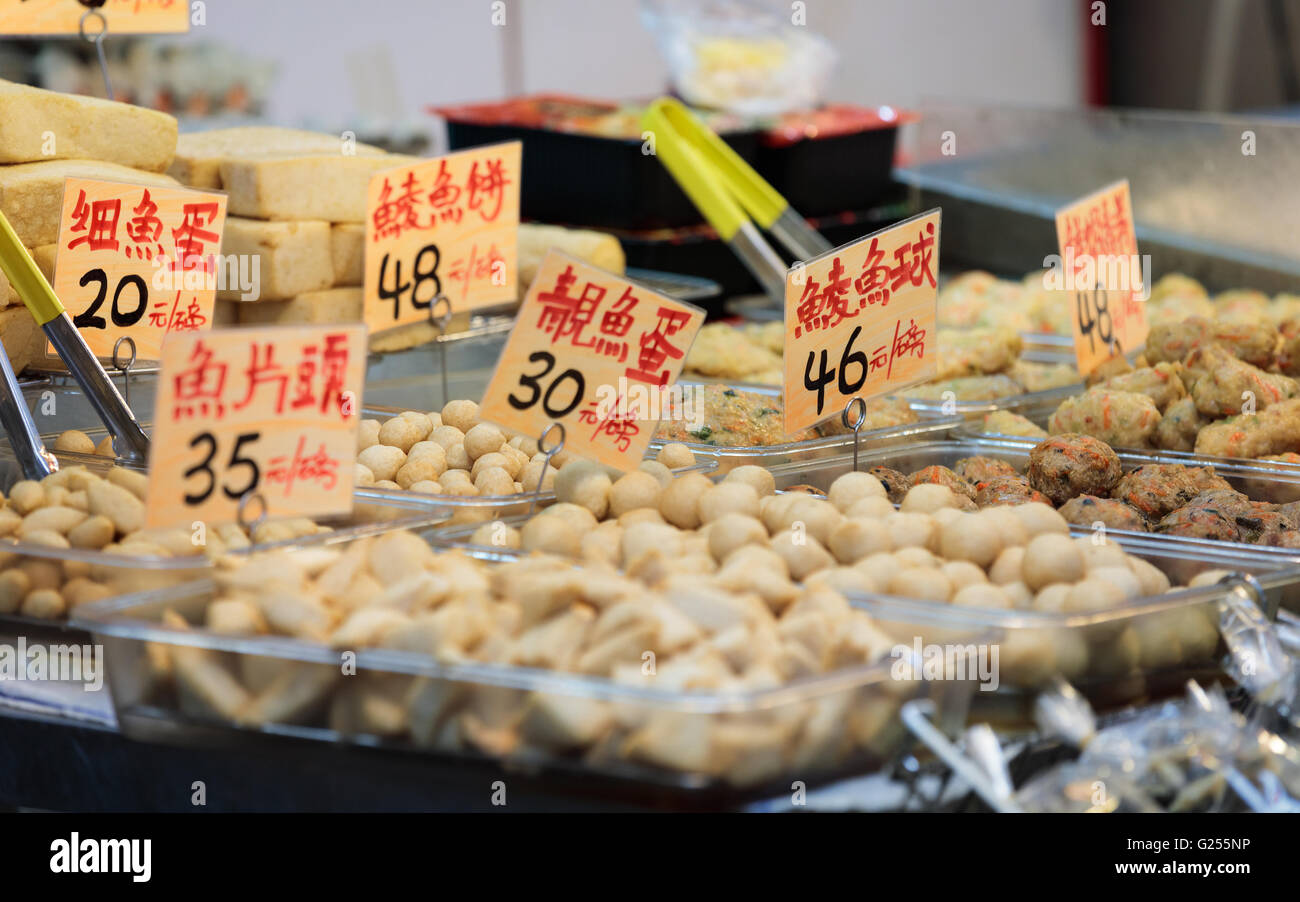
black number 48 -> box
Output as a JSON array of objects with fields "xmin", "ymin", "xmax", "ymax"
[{"xmin": 377, "ymin": 244, "xmax": 442, "ymax": 319}]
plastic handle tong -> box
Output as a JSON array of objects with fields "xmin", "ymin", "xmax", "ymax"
[{"xmin": 641, "ymin": 97, "xmax": 832, "ymax": 301}]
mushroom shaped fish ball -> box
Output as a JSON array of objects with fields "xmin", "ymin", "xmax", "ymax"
[
  {"xmin": 519, "ymin": 459, "xmax": 557, "ymax": 493},
  {"xmin": 357, "ymin": 444, "xmax": 406, "ymax": 483},
  {"xmin": 408, "ymin": 480, "xmax": 444, "ymax": 494},
  {"xmin": 94, "ymin": 435, "xmax": 115, "ymax": 457},
  {"xmin": 609, "ymin": 471, "xmax": 663, "ymax": 518},
  {"xmin": 888, "ymin": 567, "xmax": 954, "ymax": 603},
  {"xmin": 544, "ymin": 502, "xmax": 600, "ymax": 535},
  {"xmin": 951, "ymin": 583, "xmax": 1012, "ymax": 609},
  {"xmin": 942, "ymin": 560, "xmax": 988, "ymax": 591},
  {"xmin": 475, "ymin": 467, "xmax": 516, "ymax": 496},
  {"xmin": 698, "ymin": 481, "xmax": 761, "ymax": 525},
  {"xmin": 659, "ymin": 473, "xmax": 713, "ymax": 529},
  {"xmin": 357, "ymin": 419, "xmax": 381, "ymax": 450},
  {"xmin": 377, "ymin": 416, "xmax": 428, "ymax": 453},
  {"xmin": 939, "ymin": 512, "xmax": 1003, "ymax": 567},
  {"xmin": 724, "ymin": 465, "xmax": 776, "ymax": 499},
  {"xmin": 778, "ymin": 496, "xmax": 843, "ymax": 545},
  {"xmin": 769, "ymin": 529, "xmax": 834, "ymax": 580},
  {"xmin": 988, "ymin": 546, "xmax": 1026, "ymax": 585},
  {"xmin": 637, "ymin": 460, "xmax": 674, "ymax": 489},
  {"xmin": 856, "ymin": 552, "xmax": 901, "ymax": 591},
  {"xmin": 470, "ymin": 452, "xmax": 512, "ymax": 480},
  {"xmin": 428, "ymin": 425, "xmax": 467, "ymax": 452},
  {"xmin": 554, "ymin": 460, "xmax": 613, "ymax": 518},
  {"xmin": 395, "ymin": 451, "xmax": 448, "ymax": 489},
  {"xmin": 463, "ymin": 423, "xmax": 506, "ymax": 461},
  {"xmin": 1127, "ymin": 556, "xmax": 1171, "ymax": 595},
  {"xmin": 440, "ymin": 399, "xmax": 480, "ymax": 433},
  {"xmin": 827, "ymin": 518, "xmax": 892, "ymax": 564},
  {"xmin": 707, "ymin": 513, "xmax": 768, "ymax": 562},
  {"xmin": 884, "ymin": 511, "xmax": 937, "ymax": 551},
  {"xmin": 1027, "ymin": 433, "xmax": 1122, "ymax": 505},
  {"xmin": 846, "ymin": 495, "xmax": 896, "ymax": 520},
  {"xmin": 1021, "ymin": 533, "xmax": 1084, "ymax": 591},
  {"xmin": 54, "ymin": 430, "xmax": 95, "ymax": 454},
  {"xmin": 979, "ymin": 506, "xmax": 1029, "ymax": 547},
  {"xmin": 1032, "ymin": 583, "xmax": 1072, "ymax": 613},
  {"xmin": 826, "ymin": 471, "xmax": 887, "ymax": 513},
  {"xmin": 655, "ymin": 442, "xmax": 696, "ymax": 469},
  {"xmin": 893, "ymin": 546, "xmax": 938, "ymax": 569},
  {"xmin": 901, "ymin": 483, "xmax": 962, "ymax": 514},
  {"xmin": 520, "ymin": 514, "xmax": 582, "ymax": 557},
  {"xmin": 1008, "ymin": 502, "xmax": 1070, "ymax": 537}
]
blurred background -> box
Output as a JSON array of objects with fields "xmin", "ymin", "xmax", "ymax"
[{"xmin": 3, "ymin": 0, "xmax": 1299, "ymax": 142}]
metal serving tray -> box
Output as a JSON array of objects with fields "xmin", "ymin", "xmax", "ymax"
[
  {"xmin": 70, "ymin": 540, "xmax": 975, "ymax": 797},
  {"xmin": 953, "ymin": 395, "xmax": 1300, "ymax": 470}
]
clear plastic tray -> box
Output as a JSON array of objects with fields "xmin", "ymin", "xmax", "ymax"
[
  {"xmin": 845, "ymin": 535, "xmax": 1300, "ymax": 704},
  {"xmin": 70, "ymin": 543, "xmax": 975, "ymax": 795},
  {"xmin": 762, "ymin": 437, "xmax": 1300, "ymax": 552},
  {"xmin": 360, "ymin": 404, "xmax": 719, "ymax": 523},
  {"xmin": 905, "ymin": 382, "xmax": 1083, "ymax": 420},
  {"xmin": 0, "ymin": 449, "xmax": 445, "ymax": 631}
]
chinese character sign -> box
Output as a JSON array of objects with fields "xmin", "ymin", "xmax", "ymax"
[
  {"xmin": 52, "ymin": 178, "xmax": 227, "ymax": 361},
  {"xmin": 0, "ymin": 0, "xmax": 189, "ymax": 35},
  {"xmin": 145, "ymin": 324, "xmax": 367, "ymax": 529},
  {"xmin": 363, "ymin": 142, "xmax": 520, "ymax": 334},
  {"xmin": 1055, "ymin": 179, "xmax": 1147, "ymax": 375},
  {"xmin": 783, "ymin": 209, "xmax": 941, "ymax": 435},
  {"xmin": 479, "ymin": 251, "xmax": 705, "ymax": 472}
]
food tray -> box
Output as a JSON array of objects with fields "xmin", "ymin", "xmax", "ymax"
[
  {"xmin": 0, "ymin": 447, "xmax": 445, "ymax": 634},
  {"xmin": 359, "ymin": 404, "xmax": 719, "ymax": 521},
  {"xmin": 846, "ymin": 535, "xmax": 1300, "ymax": 716},
  {"xmin": 768, "ymin": 437, "xmax": 1300, "ymax": 553},
  {"xmin": 952, "ymin": 395, "xmax": 1300, "ymax": 468},
  {"xmin": 71, "ymin": 546, "xmax": 975, "ymax": 797},
  {"xmin": 905, "ymin": 381, "xmax": 1082, "ymax": 420}
]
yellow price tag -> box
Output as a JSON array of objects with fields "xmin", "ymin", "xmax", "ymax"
[
  {"xmin": 363, "ymin": 142, "xmax": 520, "ymax": 335},
  {"xmin": 480, "ymin": 251, "xmax": 705, "ymax": 472},
  {"xmin": 51, "ymin": 177, "xmax": 227, "ymax": 361},
  {"xmin": 145, "ymin": 324, "xmax": 367, "ymax": 529},
  {"xmin": 783, "ymin": 209, "xmax": 941, "ymax": 435},
  {"xmin": 1054, "ymin": 179, "xmax": 1148, "ymax": 376},
  {"xmin": 0, "ymin": 0, "xmax": 190, "ymax": 34}
]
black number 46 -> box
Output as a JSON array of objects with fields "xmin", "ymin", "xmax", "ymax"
[
  {"xmin": 803, "ymin": 325, "xmax": 869, "ymax": 416},
  {"xmin": 183, "ymin": 431, "xmax": 261, "ymax": 505}
]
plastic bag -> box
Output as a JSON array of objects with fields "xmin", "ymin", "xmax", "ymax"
[{"xmin": 639, "ymin": 0, "xmax": 836, "ymax": 116}]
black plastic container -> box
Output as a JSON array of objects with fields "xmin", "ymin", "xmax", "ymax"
[
  {"xmin": 756, "ymin": 121, "xmax": 902, "ymax": 218},
  {"xmin": 438, "ymin": 95, "xmax": 761, "ymax": 231}
]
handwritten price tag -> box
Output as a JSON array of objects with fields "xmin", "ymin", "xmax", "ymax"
[
  {"xmin": 783, "ymin": 209, "xmax": 941, "ymax": 435},
  {"xmin": 51, "ymin": 177, "xmax": 227, "ymax": 361},
  {"xmin": 1055, "ymin": 179, "xmax": 1147, "ymax": 375},
  {"xmin": 479, "ymin": 251, "xmax": 704, "ymax": 472},
  {"xmin": 145, "ymin": 324, "xmax": 367, "ymax": 529},
  {"xmin": 0, "ymin": 0, "xmax": 190, "ymax": 34},
  {"xmin": 363, "ymin": 142, "xmax": 520, "ymax": 336}
]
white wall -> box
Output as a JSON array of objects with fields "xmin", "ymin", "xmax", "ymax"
[{"xmin": 194, "ymin": 0, "xmax": 1082, "ymax": 128}]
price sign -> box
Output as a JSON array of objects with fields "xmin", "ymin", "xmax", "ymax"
[
  {"xmin": 783, "ymin": 209, "xmax": 941, "ymax": 435},
  {"xmin": 0, "ymin": 0, "xmax": 190, "ymax": 34},
  {"xmin": 363, "ymin": 142, "xmax": 520, "ymax": 336},
  {"xmin": 479, "ymin": 251, "xmax": 705, "ymax": 472},
  {"xmin": 51, "ymin": 177, "xmax": 227, "ymax": 361},
  {"xmin": 145, "ymin": 324, "xmax": 367, "ymax": 529},
  {"xmin": 1055, "ymin": 179, "xmax": 1147, "ymax": 375}
]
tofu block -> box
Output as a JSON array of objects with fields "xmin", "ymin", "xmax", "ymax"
[
  {"xmin": 0, "ymin": 243, "xmax": 57, "ymax": 308},
  {"xmin": 0, "ymin": 305, "xmax": 40, "ymax": 373},
  {"xmin": 219, "ymin": 154, "xmax": 417, "ymax": 222},
  {"xmin": 169, "ymin": 126, "xmax": 385, "ymax": 189},
  {"xmin": 0, "ymin": 79, "xmax": 177, "ymax": 172},
  {"xmin": 330, "ymin": 222, "xmax": 365, "ymax": 286},
  {"xmin": 235, "ymin": 287, "xmax": 362, "ymax": 327},
  {"xmin": 216, "ymin": 217, "xmax": 333, "ymax": 302},
  {"xmin": 518, "ymin": 223, "xmax": 624, "ymax": 288},
  {"xmin": 0, "ymin": 160, "xmax": 180, "ymax": 247}
]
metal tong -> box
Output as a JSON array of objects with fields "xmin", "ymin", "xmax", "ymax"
[{"xmin": 0, "ymin": 209, "xmax": 149, "ymax": 471}]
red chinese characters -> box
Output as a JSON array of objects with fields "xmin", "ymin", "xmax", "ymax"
[
  {"xmin": 1061, "ymin": 194, "xmax": 1132, "ymax": 259},
  {"xmin": 577, "ymin": 394, "xmax": 641, "ymax": 453},
  {"xmin": 65, "ymin": 191, "xmax": 121, "ymax": 253},
  {"xmin": 170, "ymin": 332, "xmax": 353, "ymax": 422},
  {"xmin": 369, "ymin": 152, "xmax": 515, "ymax": 242},
  {"xmin": 794, "ymin": 222, "xmax": 937, "ymax": 339},
  {"xmin": 264, "ymin": 435, "xmax": 341, "ymax": 496}
]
